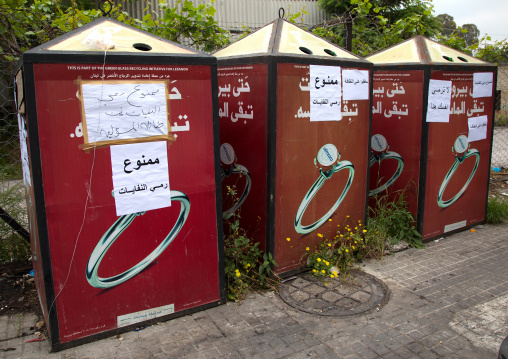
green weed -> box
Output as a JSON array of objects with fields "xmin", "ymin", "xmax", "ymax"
[
  {"xmin": 223, "ymin": 185, "xmax": 278, "ymax": 302},
  {"xmin": 486, "ymin": 195, "xmax": 508, "ymax": 224}
]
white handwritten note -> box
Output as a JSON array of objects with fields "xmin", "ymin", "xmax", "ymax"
[
  {"xmin": 468, "ymin": 115, "xmax": 488, "ymax": 142},
  {"xmin": 426, "ymin": 79, "xmax": 452, "ymax": 123},
  {"xmin": 342, "ymin": 70, "xmax": 369, "ymax": 101},
  {"xmin": 82, "ymin": 82, "xmax": 168, "ymax": 144},
  {"xmin": 110, "ymin": 141, "xmax": 171, "ymax": 216},
  {"xmin": 472, "ymin": 72, "xmax": 494, "ymax": 98},
  {"xmin": 310, "ymin": 65, "xmax": 341, "ymax": 122}
]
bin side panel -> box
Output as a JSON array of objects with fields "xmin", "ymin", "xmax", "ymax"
[
  {"xmin": 369, "ymin": 70, "xmax": 424, "ymax": 218},
  {"xmin": 422, "ymin": 70, "xmax": 494, "ymax": 240},
  {"xmin": 273, "ymin": 63, "xmax": 370, "ymax": 275},
  {"xmin": 21, "ymin": 111, "xmax": 51, "ymax": 335},
  {"xmin": 33, "ymin": 63, "xmax": 221, "ymax": 343},
  {"xmin": 218, "ymin": 64, "xmax": 268, "ymax": 250}
]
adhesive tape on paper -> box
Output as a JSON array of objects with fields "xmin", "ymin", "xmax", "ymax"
[{"xmin": 81, "ymin": 29, "xmax": 116, "ymax": 50}]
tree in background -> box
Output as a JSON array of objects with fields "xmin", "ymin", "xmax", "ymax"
[
  {"xmin": 313, "ymin": 0, "xmax": 441, "ymax": 56},
  {"xmin": 436, "ymin": 13, "xmax": 480, "ymax": 47}
]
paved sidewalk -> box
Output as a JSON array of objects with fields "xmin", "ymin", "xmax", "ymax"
[{"xmin": 1, "ymin": 223, "xmax": 508, "ymax": 358}]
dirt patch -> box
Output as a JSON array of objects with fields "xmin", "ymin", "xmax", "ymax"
[
  {"xmin": 489, "ymin": 171, "xmax": 508, "ymax": 197},
  {"xmin": 0, "ymin": 260, "xmax": 42, "ymax": 317}
]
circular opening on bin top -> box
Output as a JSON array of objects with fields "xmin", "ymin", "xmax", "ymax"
[
  {"xmin": 299, "ymin": 46, "xmax": 313, "ymax": 55},
  {"xmin": 457, "ymin": 56, "xmax": 469, "ymax": 62},
  {"xmin": 324, "ymin": 49, "xmax": 337, "ymax": 56},
  {"xmin": 442, "ymin": 55, "xmax": 453, "ymax": 62},
  {"xmin": 133, "ymin": 43, "xmax": 152, "ymax": 51}
]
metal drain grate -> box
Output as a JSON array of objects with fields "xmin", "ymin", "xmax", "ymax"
[{"xmin": 278, "ymin": 270, "xmax": 390, "ymax": 316}]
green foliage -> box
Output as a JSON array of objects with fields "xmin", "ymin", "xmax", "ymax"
[
  {"xmin": 0, "ymin": 187, "xmax": 30, "ymax": 263},
  {"xmin": 223, "ymin": 187, "xmax": 277, "ymax": 302},
  {"xmin": 486, "ymin": 195, "xmax": 508, "ymax": 224},
  {"xmin": 0, "ymin": 0, "xmax": 230, "ymax": 60},
  {"xmin": 313, "ymin": 0, "xmax": 442, "ymax": 57},
  {"xmin": 284, "ymin": 4, "xmax": 309, "ymax": 25},
  {"xmin": 306, "ymin": 218, "xmax": 373, "ymax": 278},
  {"xmin": 134, "ymin": 0, "xmax": 230, "ymax": 52},
  {"xmin": 0, "ymin": 0, "xmax": 133, "ymax": 59},
  {"xmin": 368, "ymin": 189, "xmax": 424, "ymax": 248},
  {"xmin": 306, "ymin": 190, "xmax": 424, "ymax": 280},
  {"xmin": 0, "ymin": 234, "xmax": 30, "ymax": 263},
  {"xmin": 475, "ymin": 37, "xmax": 508, "ymax": 64}
]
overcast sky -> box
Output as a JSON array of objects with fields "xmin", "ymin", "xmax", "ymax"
[{"xmin": 431, "ymin": 0, "xmax": 508, "ymax": 42}]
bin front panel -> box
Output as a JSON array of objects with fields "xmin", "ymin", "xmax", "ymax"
[
  {"xmin": 369, "ymin": 70, "xmax": 424, "ymax": 217},
  {"xmin": 33, "ymin": 63, "xmax": 221, "ymax": 343},
  {"xmin": 422, "ymin": 70, "xmax": 494, "ymax": 240},
  {"xmin": 218, "ymin": 64, "xmax": 268, "ymax": 250},
  {"xmin": 274, "ymin": 63, "xmax": 370, "ymax": 275}
]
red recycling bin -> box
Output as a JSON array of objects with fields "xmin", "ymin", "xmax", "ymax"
[{"xmin": 17, "ymin": 17, "xmax": 224, "ymax": 350}]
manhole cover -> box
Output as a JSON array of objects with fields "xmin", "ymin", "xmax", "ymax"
[{"xmin": 278, "ymin": 270, "xmax": 390, "ymax": 316}]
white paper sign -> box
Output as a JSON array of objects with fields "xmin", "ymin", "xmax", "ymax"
[
  {"xmin": 110, "ymin": 141, "xmax": 171, "ymax": 216},
  {"xmin": 82, "ymin": 82, "xmax": 168, "ymax": 143},
  {"xmin": 13, "ymin": 79, "xmax": 31, "ymax": 187},
  {"xmin": 426, "ymin": 79, "xmax": 452, "ymax": 123},
  {"xmin": 472, "ymin": 72, "xmax": 494, "ymax": 98},
  {"xmin": 310, "ymin": 65, "xmax": 341, "ymax": 122},
  {"xmin": 342, "ymin": 70, "xmax": 369, "ymax": 100},
  {"xmin": 468, "ymin": 115, "xmax": 488, "ymax": 142},
  {"xmin": 17, "ymin": 114, "xmax": 31, "ymax": 186}
]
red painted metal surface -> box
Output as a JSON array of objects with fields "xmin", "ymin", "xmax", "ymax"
[
  {"xmin": 369, "ymin": 70, "xmax": 424, "ymax": 218},
  {"xmin": 32, "ymin": 63, "xmax": 221, "ymax": 343},
  {"xmin": 422, "ymin": 70, "xmax": 494, "ymax": 240}
]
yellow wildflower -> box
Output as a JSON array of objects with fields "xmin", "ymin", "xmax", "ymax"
[
  {"xmin": 327, "ymin": 243, "xmax": 331, "ymax": 247},
  {"xmin": 317, "ymin": 233, "xmax": 323, "ymax": 238},
  {"xmin": 321, "ymin": 270, "xmax": 325, "ymax": 274},
  {"xmin": 306, "ymin": 247, "xmax": 310, "ymax": 251},
  {"xmin": 317, "ymin": 258, "xmax": 322, "ymax": 262},
  {"xmin": 363, "ymin": 229, "xmax": 367, "ymax": 233},
  {"xmin": 345, "ymin": 249, "xmax": 349, "ymax": 253},
  {"xmin": 286, "ymin": 237, "xmax": 290, "ymax": 241}
]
